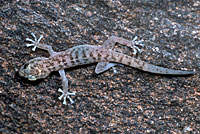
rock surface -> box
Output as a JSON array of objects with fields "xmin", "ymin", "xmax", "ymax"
[{"xmin": 0, "ymin": 0, "xmax": 199, "ymax": 133}]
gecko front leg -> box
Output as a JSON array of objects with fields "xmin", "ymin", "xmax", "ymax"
[
  {"xmin": 26, "ymin": 33, "xmax": 75, "ymax": 105},
  {"xmin": 26, "ymin": 33, "xmax": 56, "ymax": 55},
  {"xmin": 58, "ymin": 70, "xmax": 76, "ymax": 104}
]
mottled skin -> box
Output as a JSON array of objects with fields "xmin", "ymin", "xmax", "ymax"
[{"xmin": 19, "ymin": 33, "xmax": 195, "ymax": 105}]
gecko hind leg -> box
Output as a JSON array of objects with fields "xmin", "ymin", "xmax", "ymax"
[
  {"xmin": 95, "ymin": 36, "xmax": 144, "ymax": 74},
  {"xmin": 102, "ymin": 35, "xmax": 144, "ymax": 54},
  {"xmin": 95, "ymin": 62, "xmax": 117, "ymax": 74}
]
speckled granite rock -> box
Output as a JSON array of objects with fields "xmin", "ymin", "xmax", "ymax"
[{"xmin": 0, "ymin": 0, "xmax": 199, "ymax": 133}]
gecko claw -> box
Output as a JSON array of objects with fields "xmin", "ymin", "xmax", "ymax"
[
  {"xmin": 37, "ymin": 35, "xmax": 43, "ymax": 42},
  {"xmin": 26, "ymin": 38, "xmax": 34, "ymax": 42},
  {"xmin": 31, "ymin": 32, "xmax": 37, "ymax": 41},
  {"xmin": 58, "ymin": 88, "xmax": 76, "ymax": 104}
]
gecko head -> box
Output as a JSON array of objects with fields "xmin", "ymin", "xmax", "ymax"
[{"xmin": 19, "ymin": 57, "xmax": 50, "ymax": 81}]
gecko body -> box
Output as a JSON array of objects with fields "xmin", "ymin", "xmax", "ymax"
[{"xmin": 19, "ymin": 33, "xmax": 195, "ymax": 104}]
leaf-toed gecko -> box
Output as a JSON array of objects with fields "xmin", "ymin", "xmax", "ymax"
[{"xmin": 19, "ymin": 33, "xmax": 195, "ymax": 105}]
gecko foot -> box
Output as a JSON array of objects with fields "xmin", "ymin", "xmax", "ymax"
[
  {"xmin": 131, "ymin": 36, "xmax": 145, "ymax": 55},
  {"xmin": 58, "ymin": 88, "xmax": 76, "ymax": 105},
  {"xmin": 26, "ymin": 33, "xmax": 43, "ymax": 51}
]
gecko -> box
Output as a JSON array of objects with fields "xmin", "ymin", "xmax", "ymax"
[{"xmin": 19, "ymin": 33, "xmax": 195, "ymax": 105}]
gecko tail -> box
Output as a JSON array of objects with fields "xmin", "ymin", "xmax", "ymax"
[
  {"xmin": 142, "ymin": 63, "xmax": 195, "ymax": 75},
  {"xmin": 108, "ymin": 51, "xmax": 195, "ymax": 75}
]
